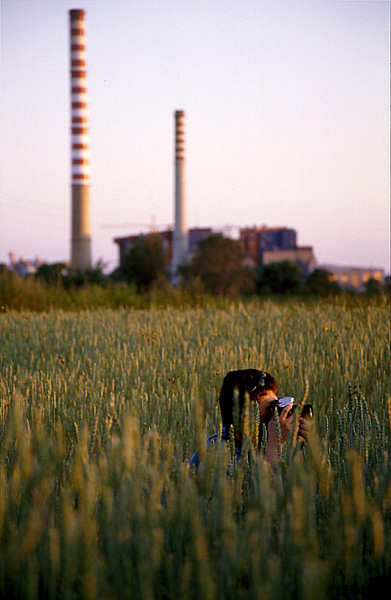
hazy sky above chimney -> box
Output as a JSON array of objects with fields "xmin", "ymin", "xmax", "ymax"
[{"xmin": 1, "ymin": 0, "xmax": 389, "ymax": 272}]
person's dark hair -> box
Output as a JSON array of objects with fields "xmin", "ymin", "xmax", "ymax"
[{"xmin": 219, "ymin": 369, "xmax": 279, "ymax": 430}]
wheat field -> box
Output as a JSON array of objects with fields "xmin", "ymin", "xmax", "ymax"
[{"xmin": 0, "ymin": 299, "xmax": 390, "ymax": 599}]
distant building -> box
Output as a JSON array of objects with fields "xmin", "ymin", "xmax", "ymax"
[
  {"xmin": 320, "ymin": 264, "xmax": 385, "ymax": 292},
  {"xmin": 9, "ymin": 253, "xmax": 43, "ymax": 276},
  {"xmin": 113, "ymin": 226, "xmax": 384, "ymax": 291},
  {"xmin": 114, "ymin": 227, "xmax": 213, "ymax": 267},
  {"xmin": 239, "ymin": 226, "xmax": 316, "ymax": 276}
]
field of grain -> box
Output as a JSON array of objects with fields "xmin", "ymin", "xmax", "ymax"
[{"xmin": 1, "ymin": 300, "xmax": 390, "ymax": 599}]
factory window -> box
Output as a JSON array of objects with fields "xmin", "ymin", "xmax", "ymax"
[
  {"xmin": 363, "ymin": 272, "xmax": 371, "ymax": 284},
  {"xmin": 351, "ymin": 273, "xmax": 359, "ymax": 288},
  {"xmin": 340, "ymin": 274, "xmax": 348, "ymax": 284},
  {"xmin": 373, "ymin": 271, "xmax": 382, "ymax": 282}
]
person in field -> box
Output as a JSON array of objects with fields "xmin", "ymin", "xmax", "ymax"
[{"xmin": 188, "ymin": 368, "xmax": 312, "ymax": 470}]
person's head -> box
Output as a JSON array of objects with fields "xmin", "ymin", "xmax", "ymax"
[{"xmin": 219, "ymin": 369, "xmax": 279, "ymax": 432}]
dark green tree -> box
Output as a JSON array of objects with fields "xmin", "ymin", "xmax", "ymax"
[
  {"xmin": 0, "ymin": 264, "xmax": 11, "ymax": 276},
  {"xmin": 115, "ymin": 233, "xmax": 167, "ymax": 289},
  {"xmin": 255, "ymin": 260, "xmax": 303, "ymax": 295},
  {"xmin": 186, "ymin": 233, "xmax": 254, "ymax": 296},
  {"xmin": 364, "ymin": 277, "xmax": 382, "ymax": 295},
  {"xmin": 306, "ymin": 268, "xmax": 340, "ymax": 297},
  {"xmin": 63, "ymin": 266, "xmax": 107, "ymax": 288},
  {"xmin": 35, "ymin": 263, "xmax": 68, "ymax": 285}
]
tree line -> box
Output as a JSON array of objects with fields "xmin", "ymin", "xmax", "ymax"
[
  {"xmin": 105, "ymin": 233, "xmax": 387, "ymax": 297},
  {"xmin": 4, "ymin": 232, "xmax": 388, "ymax": 299}
]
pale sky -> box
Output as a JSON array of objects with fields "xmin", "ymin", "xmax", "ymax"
[{"xmin": 1, "ymin": 0, "xmax": 389, "ymax": 273}]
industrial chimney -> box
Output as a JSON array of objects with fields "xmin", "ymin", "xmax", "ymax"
[
  {"xmin": 171, "ymin": 110, "xmax": 189, "ymax": 282},
  {"xmin": 69, "ymin": 9, "xmax": 92, "ymax": 271}
]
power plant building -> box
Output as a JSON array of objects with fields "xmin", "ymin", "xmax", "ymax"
[
  {"xmin": 114, "ymin": 227, "xmax": 212, "ymax": 267},
  {"xmin": 319, "ymin": 264, "xmax": 385, "ymax": 292},
  {"xmin": 113, "ymin": 224, "xmax": 385, "ymax": 292},
  {"xmin": 69, "ymin": 9, "xmax": 92, "ymax": 271},
  {"xmin": 240, "ymin": 226, "xmax": 316, "ymax": 276}
]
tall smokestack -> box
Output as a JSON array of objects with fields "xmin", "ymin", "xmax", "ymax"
[
  {"xmin": 69, "ymin": 9, "xmax": 92, "ymax": 271},
  {"xmin": 171, "ymin": 110, "xmax": 188, "ymax": 282}
]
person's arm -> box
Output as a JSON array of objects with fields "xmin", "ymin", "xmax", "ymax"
[{"xmin": 265, "ymin": 402, "xmax": 294, "ymax": 464}]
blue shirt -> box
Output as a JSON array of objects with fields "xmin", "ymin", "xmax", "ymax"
[{"xmin": 188, "ymin": 426, "xmax": 241, "ymax": 470}]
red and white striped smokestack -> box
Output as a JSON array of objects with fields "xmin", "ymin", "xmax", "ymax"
[
  {"xmin": 69, "ymin": 9, "xmax": 92, "ymax": 271},
  {"xmin": 171, "ymin": 110, "xmax": 189, "ymax": 282}
]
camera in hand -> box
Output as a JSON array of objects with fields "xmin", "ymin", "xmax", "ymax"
[{"xmin": 276, "ymin": 397, "xmax": 313, "ymax": 420}]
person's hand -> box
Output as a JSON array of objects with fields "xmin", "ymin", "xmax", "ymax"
[
  {"xmin": 265, "ymin": 401, "xmax": 294, "ymax": 462},
  {"xmin": 278, "ymin": 402, "xmax": 295, "ymax": 443},
  {"xmin": 298, "ymin": 416, "xmax": 312, "ymax": 446}
]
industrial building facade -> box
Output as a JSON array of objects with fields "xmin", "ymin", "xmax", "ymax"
[
  {"xmin": 320, "ymin": 264, "xmax": 385, "ymax": 292},
  {"xmin": 114, "ymin": 225, "xmax": 385, "ymax": 292},
  {"xmin": 239, "ymin": 226, "xmax": 316, "ymax": 276},
  {"xmin": 115, "ymin": 225, "xmax": 316, "ymax": 276},
  {"xmin": 114, "ymin": 228, "xmax": 213, "ymax": 267}
]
